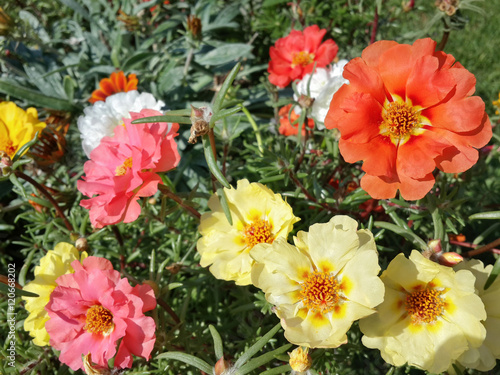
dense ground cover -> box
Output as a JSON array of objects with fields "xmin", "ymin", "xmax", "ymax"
[{"xmin": 1, "ymin": 0, "xmax": 499, "ymax": 374}]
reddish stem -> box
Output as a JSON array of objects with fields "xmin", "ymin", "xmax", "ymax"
[
  {"xmin": 15, "ymin": 170, "xmax": 74, "ymax": 232},
  {"xmin": 370, "ymin": 5, "xmax": 379, "ymax": 45}
]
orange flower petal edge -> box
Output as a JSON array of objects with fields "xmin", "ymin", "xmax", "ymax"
[
  {"xmin": 325, "ymin": 38, "xmax": 492, "ymax": 200},
  {"xmin": 278, "ymin": 104, "xmax": 314, "ymax": 136},
  {"xmin": 89, "ymin": 71, "xmax": 139, "ymax": 104}
]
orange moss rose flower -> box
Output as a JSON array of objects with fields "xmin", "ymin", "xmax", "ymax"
[
  {"xmin": 279, "ymin": 104, "xmax": 315, "ymax": 136},
  {"xmin": 325, "ymin": 38, "xmax": 492, "ymax": 200},
  {"xmin": 268, "ymin": 25, "xmax": 338, "ymax": 88},
  {"xmin": 89, "ymin": 71, "xmax": 138, "ymax": 104}
]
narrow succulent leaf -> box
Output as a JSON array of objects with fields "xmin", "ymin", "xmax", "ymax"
[
  {"xmin": 484, "ymin": 256, "xmax": 500, "ymax": 290},
  {"xmin": 237, "ymin": 344, "xmax": 292, "ymax": 374},
  {"xmin": 212, "ymin": 62, "xmax": 241, "ymax": 114},
  {"xmin": 13, "ymin": 131, "xmax": 40, "ymax": 162},
  {"xmin": 202, "ymin": 135, "xmax": 230, "ymax": 188},
  {"xmin": 469, "ymin": 211, "xmax": 500, "ymax": 220},
  {"xmin": 0, "ymin": 281, "xmax": 39, "ymax": 298},
  {"xmin": 374, "ymin": 221, "xmax": 428, "ymax": 250},
  {"xmin": 234, "ymin": 323, "xmax": 282, "ymax": 369},
  {"xmin": 9, "ymin": 173, "xmax": 27, "ymax": 199},
  {"xmin": 217, "ymin": 187, "xmax": 233, "ymax": 226},
  {"xmin": 210, "ymin": 106, "xmax": 242, "ymax": 127},
  {"xmin": 156, "ymin": 352, "xmax": 213, "ymax": 374},
  {"xmin": 209, "ymin": 325, "xmax": 224, "ymax": 360},
  {"xmin": 131, "ymin": 115, "xmax": 192, "ymax": 125},
  {"xmin": 0, "ymin": 80, "xmax": 80, "ymax": 112},
  {"xmin": 260, "ymin": 365, "xmax": 292, "ymax": 375}
]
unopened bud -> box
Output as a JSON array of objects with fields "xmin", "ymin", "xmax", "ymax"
[
  {"xmin": 187, "ymin": 15, "xmax": 202, "ymax": 40},
  {"xmin": 289, "ymin": 347, "xmax": 312, "ymax": 373},
  {"xmin": 83, "ymin": 353, "xmax": 111, "ymax": 375},
  {"xmin": 297, "ymin": 94, "xmax": 314, "ymax": 109},
  {"xmin": 75, "ymin": 237, "xmax": 89, "ymax": 252},
  {"xmin": 214, "ymin": 356, "xmax": 231, "ymax": 375},
  {"xmin": 438, "ymin": 252, "xmax": 463, "ymax": 267},
  {"xmin": 428, "ymin": 239, "xmax": 442, "ymax": 255}
]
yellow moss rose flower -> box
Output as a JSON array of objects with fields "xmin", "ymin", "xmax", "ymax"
[
  {"xmin": 452, "ymin": 259, "xmax": 500, "ymax": 371},
  {"xmin": 0, "ymin": 101, "xmax": 46, "ymax": 158},
  {"xmin": 22, "ymin": 242, "xmax": 87, "ymax": 346},
  {"xmin": 359, "ymin": 250, "xmax": 486, "ymax": 374},
  {"xmin": 250, "ymin": 215, "xmax": 384, "ymax": 348},
  {"xmin": 197, "ymin": 179, "xmax": 299, "ymax": 285}
]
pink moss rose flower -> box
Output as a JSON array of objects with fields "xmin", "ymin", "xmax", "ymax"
[
  {"xmin": 45, "ymin": 256, "xmax": 157, "ymax": 371},
  {"xmin": 77, "ymin": 109, "xmax": 180, "ymax": 228}
]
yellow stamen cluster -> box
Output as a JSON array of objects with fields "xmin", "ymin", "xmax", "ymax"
[
  {"xmin": 242, "ymin": 219, "xmax": 274, "ymax": 249},
  {"xmin": 405, "ymin": 288, "xmax": 445, "ymax": 324},
  {"xmin": 300, "ymin": 271, "xmax": 340, "ymax": 314},
  {"xmin": 115, "ymin": 157, "xmax": 133, "ymax": 176},
  {"xmin": 292, "ymin": 51, "xmax": 315, "ymax": 67},
  {"xmin": 84, "ymin": 305, "xmax": 115, "ymax": 336},
  {"xmin": 382, "ymin": 101, "xmax": 421, "ymax": 138}
]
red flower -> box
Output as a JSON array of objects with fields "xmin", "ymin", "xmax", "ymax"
[
  {"xmin": 89, "ymin": 71, "xmax": 138, "ymax": 104},
  {"xmin": 278, "ymin": 104, "xmax": 314, "ymax": 136},
  {"xmin": 325, "ymin": 38, "xmax": 492, "ymax": 200},
  {"xmin": 268, "ymin": 25, "xmax": 338, "ymax": 88}
]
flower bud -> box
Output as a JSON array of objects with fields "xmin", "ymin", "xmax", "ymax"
[
  {"xmin": 187, "ymin": 15, "xmax": 202, "ymax": 40},
  {"xmin": 438, "ymin": 252, "xmax": 464, "ymax": 267},
  {"xmin": 289, "ymin": 347, "xmax": 312, "ymax": 373},
  {"xmin": 75, "ymin": 237, "xmax": 89, "ymax": 252},
  {"xmin": 297, "ymin": 94, "xmax": 315, "ymax": 110},
  {"xmin": 428, "ymin": 239, "xmax": 442, "ymax": 255},
  {"xmin": 214, "ymin": 356, "xmax": 232, "ymax": 375}
]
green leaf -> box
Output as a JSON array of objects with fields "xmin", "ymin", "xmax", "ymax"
[
  {"xmin": 13, "ymin": 131, "xmax": 39, "ymax": 162},
  {"xmin": 155, "ymin": 352, "xmax": 212, "ymax": 374},
  {"xmin": 9, "ymin": 173, "xmax": 28, "ymax": 199},
  {"xmin": 238, "ymin": 344, "xmax": 292, "ymax": 374},
  {"xmin": 260, "ymin": 365, "xmax": 292, "ymax": 375},
  {"xmin": 212, "ymin": 62, "xmax": 241, "ymax": 114},
  {"xmin": 469, "ymin": 211, "xmax": 500, "ymax": 220},
  {"xmin": 56, "ymin": 0, "xmax": 91, "ymax": 21},
  {"xmin": 234, "ymin": 323, "xmax": 282, "ymax": 369},
  {"xmin": 262, "ymin": 0, "xmax": 289, "ymax": 7},
  {"xmin": 122, "ymin": 52, "xmax": 157, "ymax": 71},
  {"xmin": 0, "ymin": 80, "xmax": 80, "ymax": 112},
  {"xmin": 484, "ymin": 256, "xmax": 500, "ymax": 290},
  {"xmin": 63, "ymin": 75, "xmax": 75, "ymax": 102},
  {"xmin": 131, "ymin": 115, "xmax": 192, "ymax": 125},
  {"xmin": 196, "ymin": 44, "xmax": 252, "ymax": 66},
  {"xmin": 159, "ymin": 66, "xmax": 184, "ymax": 94},
  {"xmin": 209, "ymin": 325, "xmax": 224, "ymax": 360},
  {"xmin": 202, "ymin": 135, "xmax": 230, "ymax": 188},
  {"xmin": 0, "ymin": 282, "xmax": 39, "ymax": 298},
  {"xmin": 210, "ymin": 106, "xmax": 242, "ymax": 127},
  {"xmin": 217, "ymin": 187, "xmax": 233, "ymax": 226},
  {"xmin": 374, "ymin": 221, "xmax": 428, "ymax": 250}
]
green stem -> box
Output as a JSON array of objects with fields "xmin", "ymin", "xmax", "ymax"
[{"xmin": 240, "ymin": 105, "xmax": 263, "ymax": 155}]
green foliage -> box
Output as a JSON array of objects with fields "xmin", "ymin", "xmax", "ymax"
[{"xmin": 0, "ymin": 0, "xmax": 499, "ymax": 374}]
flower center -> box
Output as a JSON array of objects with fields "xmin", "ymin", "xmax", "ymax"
[
  {"xmin": 382, "ymin": 101, "xmax": 421, "ymax": 138},
  {"xmin": 84, "ymin": 305, "xmax": 115, "ymax": 336},
  {"xmin": 405, "ymin": 288, "xmax": 445, "ymax": 324},
  {"xmin": 292, "ymin": 51, "xmax": 315, "ymax": 67},
  {"xmin": 0, "ymin": 140, "xmax": 16, "ymax": 157},
  {"xmin": 115, "ymin": 157, "xmax": 133, "ymax": 176},
  {"xmin": 300, "ymin": 271, "xmax": 340, "ymax": 314},
  {"xmin": 242, "ymin": 219, "xmax": 274, "ymax": 249}
]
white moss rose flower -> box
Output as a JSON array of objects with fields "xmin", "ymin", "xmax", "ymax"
[{"xmin": 77, "ymin": 90, "xmax": 165, "ymax": 157}]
